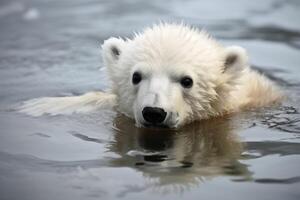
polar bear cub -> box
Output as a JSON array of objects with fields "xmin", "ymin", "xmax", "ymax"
[{"xmin": 18, "ymin": 24, "xmax": 282, "ymax": 128}]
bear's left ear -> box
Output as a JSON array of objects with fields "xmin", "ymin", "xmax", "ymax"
[
  {"xmin": 223, "ymin": 46, "xmax": 248, "ymax": 75},
  {"xmin": 102, "ymin": 37, "xmax": 125, "ymax": 67}
]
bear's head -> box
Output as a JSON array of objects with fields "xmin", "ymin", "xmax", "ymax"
[{"xmin": 102, "ymin": 24, "xmax": 248, "ymax": 128}]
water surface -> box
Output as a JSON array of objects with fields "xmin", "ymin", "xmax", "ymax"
[{"xmin": 0, "ymin": 0, "xmax": 300, "ymax": 199}]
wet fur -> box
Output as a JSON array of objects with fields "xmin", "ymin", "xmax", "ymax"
[{"xmin": 18, "ymin": 23, "xmax": 282, "ymax": 127}]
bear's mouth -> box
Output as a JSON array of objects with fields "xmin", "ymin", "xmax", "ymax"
[{"xmin": 142, "ymin": 122, "xmax": 170, "ymax": 129}]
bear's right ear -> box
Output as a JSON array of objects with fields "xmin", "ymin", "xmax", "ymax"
[
  {"xmin": 102, "ymin": 37, "xmax": 125, "ymax": 67},
  {"xmin": 223, "ymin": 46, "xmax": 248, "ymax": 76}
]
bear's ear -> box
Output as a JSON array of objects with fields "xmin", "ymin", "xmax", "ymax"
[
  {"xmin": 223, "ymin": 46, "xmax": 248, "ymax": 75},
  {"xmin": 102, "ymin": 37, "xmax": 125, "ymax": 67}
]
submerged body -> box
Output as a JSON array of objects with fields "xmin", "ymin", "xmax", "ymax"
[{"xmin": 18, "ymin": 24, "xmax": 282, "ymax": 128}]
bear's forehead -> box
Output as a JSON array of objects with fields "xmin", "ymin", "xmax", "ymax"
[
  {"xmin": 134, "ymin": 25, "xmax": 220, "ymax": 49},
  {"xmin": 127, "ymin": 24, "xmax": 225, "ymax": 68}
]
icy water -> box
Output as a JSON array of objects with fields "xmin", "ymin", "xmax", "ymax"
[{"xmin": 1, "ymin": 0, "xmax": 300, "ymax": 199}]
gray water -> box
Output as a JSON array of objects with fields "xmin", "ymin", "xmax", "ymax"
[{"xmin": 0, "ymin": 0, "xmax": 300, "ymax": 199}]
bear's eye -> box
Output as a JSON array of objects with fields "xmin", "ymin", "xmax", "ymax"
[
  {"xmin": 132, "ymin": 72, "xmax": 142, "ymax": 85},
  {"xmin": 180, "ymin": 76, "xmax": 193, "ymax": 88}
]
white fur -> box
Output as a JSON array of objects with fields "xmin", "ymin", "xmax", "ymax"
[
  {"xmin": 18, "ymin": 23, "xmax": 282, "ymax": 127},
  {"xmin": 18, "ymin": 92, "xmax": 116, "ymax": 116}
]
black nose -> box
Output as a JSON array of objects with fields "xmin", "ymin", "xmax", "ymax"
[{"xmin": 142, "ymin": 107, "xmax": 167, "ymax": 124}]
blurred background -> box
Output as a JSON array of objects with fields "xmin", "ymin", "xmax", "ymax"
[
  {"xmin": 0, "ymin": 0, "xmax": 299, "ymax": 103},
  {"xmin": 0, "ymin": 0, "xmax": 300, "ymax": 200}
]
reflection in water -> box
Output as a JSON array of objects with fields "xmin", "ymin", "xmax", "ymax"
[
  {"xmin": 107, "ymin": 114, "xmax": 251, "ymax": 190},
  {"xmin": 1, "ymin": 108, "xmax": 299, "ymax": 198}
]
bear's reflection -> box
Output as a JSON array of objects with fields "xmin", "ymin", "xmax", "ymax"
[{"xmin": 107, "ymin": 114, "xmax": 251, "ymax": 189}]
